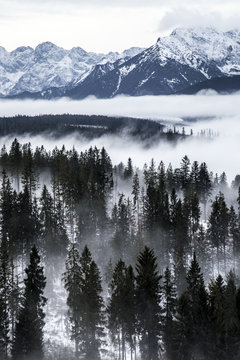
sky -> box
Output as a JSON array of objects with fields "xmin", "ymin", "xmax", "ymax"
[{"xmin": 1, "ymin": 0, "xmax": 240, "ymax": 53}]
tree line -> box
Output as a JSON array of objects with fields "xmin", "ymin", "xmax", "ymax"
[
  {"xmin": 2, "ymin": 243, "xmax": 240, "ymax": 360},
  {"xmin": 0, "ymin": 139, "xmax": 240, "ymax": 358},
  {"xmin": 0, "ymin": 139, "xmax": 240, "ymax": 280}
]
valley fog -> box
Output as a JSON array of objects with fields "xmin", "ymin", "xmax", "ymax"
[{"xmin": 0, "ymin": 92, "xmax": 239, "ymax": 181}]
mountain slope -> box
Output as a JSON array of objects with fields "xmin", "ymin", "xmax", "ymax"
[
  {"xmin": 0, "ymin": 43, "xmax": 143, "ymax": 97},
  {"xmin": 179, "ymin": 75, "xmax": 240, "ymax": 94},
  {"xmin": 3, "ymin": 27, "xmax": 240, "ymax": 99},
  {"xmin": 67, "ymin": 27, "xmax": 240, "ymax": 99}
]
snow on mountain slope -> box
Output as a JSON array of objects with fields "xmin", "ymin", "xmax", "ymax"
[
  {"xmin": 3, "ymin": 27, "xmax": 240, "ymax": 99},
  {"xmin": 157, "ymin": 27, "xmax": 240, "ymax": 75},
  {"xmin": 0, "ymin": 42, "xmax": 144, "ymax": 96},
  {"xmin": 68, "ymin": 27, "xmax": 240, "ymax": 99}
]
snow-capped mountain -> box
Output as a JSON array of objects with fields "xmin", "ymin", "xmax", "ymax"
[
  {"xmin": 0, "ymin": 42, "xmax": 143, "ymax": 96},
  {"xmin": 2, "ymin": 27, "xmax": 240, "ymax": 99},
  {"xmin": 67, "ymin": 27, "xmax": 240, "ymax": 99}
]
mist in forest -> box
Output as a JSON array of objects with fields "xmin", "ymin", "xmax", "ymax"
[
  {"xmin": 0, "ymin": 93, "xmax": 239, "ymax": 182},
  {"xmin": 1, "ymin": 94, "xmax": 240, "ymax": 360}
]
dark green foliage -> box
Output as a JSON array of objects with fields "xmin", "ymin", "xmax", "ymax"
[
  {"xmin": 63, "ymin": 243, "xmax": 82, "ymax": 353},
  {"xmin": 63, "ymin": 245, "xmax": 105, "ymax": 360},
  {"xmin": 208, "ymin": 274, "xmax": 226, "ymax": 359},
  {"xmin": 208, "ymin": 192, "xmax": 229, "ymax": 274},
  {"xmin": 12, "ymin": 245, "xmax": 46, "ymax": 360},
  {"xmin": 224, "ymin": 271, "xmax": 240, "ymax": 359},
  {"xmin": 0, "ymin": 236, "xmax": 10, "ymax": 359},
  {"xmin": 162, "ymin": 267, "xmax": 177, "ymax": 360},
  {"xmin": 107, "ymin": 261, "xmax": 136, "ymax": 359},
  {"xmin": 1, "ymin": 138, "xmax": 240, "ymax": 359},
  {"xmin": 135, "ymin": 247, "xmax": 162, "ymax": 360}
]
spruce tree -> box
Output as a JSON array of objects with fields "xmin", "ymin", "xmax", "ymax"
[
  {"xmin": 224, "ymin": 271, "xmax": 240, "ymax": 359},
  {"xmin": 229, "ymin": 206, "xmax": 240, "ymax": 273},
  {"xmin": 63, "ymin": 245, "xmax": 105, "ymax": 359},
  {"xmin": 12, "ymin": 245, "xmax": 46, "ymax": 360},
  {"xmin": 162, "ymin": 267, "xmax": 177, "ymax": 360},
  {"xmin": 208, "ymin": 275, "xmax": 226, "ymax": 359},
  {"xmin": 185, "ymin": 253, "xmax": 209, "ymax": 358},
  {"xmin": 108, "ymin": 261, "xmax": 136, "ymax": 360},
  {"xmin": 198, "ymin": 162, "xmax": 212, "ymax": 220},
  {"xmin": 79, "ymin": 247, "xmax": 105, "ymax": 360},
  {"xmin": 135, "ymin": 247, "xmax": 162, "ymax": 360},
  {"xmin": 63, "ymin": 243, "xmax": 82, "ymax": 355},
  {"xmin": 107, "ymin": 259, "xmax": 127, "ymax": 359},
  {"xmin": 174, "ymin": 292, "xmax": 192, "ymax": 360},
  {"xmin": 0, "ymin": 235, "xmax": 10, "ymax": 359},
  {"xmin": 208, "ymin": 192, "xmax": 229, "ymax": 274}
]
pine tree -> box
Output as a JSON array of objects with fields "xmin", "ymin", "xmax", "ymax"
[
  {"xmin": 104, "ymin": 258, "xmax": 114, "ymax": 293},
  {"xmin": 190, "ymin": 160, "xmax": 200, "ymax": 191},
  {"xmin": 124, "ymin": 266, "xmax": 137, "ymax": 360},
  {"xmin": 108, "ymin": 259, "xmax": 127, "ymax": 360},
  {"xmin": 132, "ymin": 172, "xmax": 140, "ymax": 232},
  {"xmin": 124, "ymin": 158, "xmax": 133, "ymax": 179},
  {"xmin": 208, "ymin": 192, "xmax": 229, "ymax": 274},
  {"xmin": 0, "ymin": 236, "xmax": 10, "ymax": 359},
  {"xmin": 174, "ymin": 292, "xmax": 192, "ymax": 360},
  {"xmin": 198, "ymin": 162, "xmax": 212, "ymax": 220},
  {"xmin": 174, "ymin": 248, "xmax": 187, "ymax": 295},
  {"xmin": 63, "ymin": 243, "xmax": 82, "ymax": 355},
  {"xmin": 162, "ymin": 267, "xmax": 177, "ymax": 360},
  {"xmin": 63, "ymin": 245, "xmax": 105, "ymax": 359},
  {"xmin": 229, "ymin": 206, "xmax": 240, "ymax": 273},
  {"xmin": 12, "ymin": 245, "xmax": 47, "ymax": 360},
  {"xmin": 180, "ymin": 155, "xmax": 190, "ymax": 190},
  {"xmin": 185, "ymin": 253, "xmax": 209, "ymax": 358},
  {"xmin": 108, "ymin": 261, "xmax": 136, "ymax": 360},
  {"xmin": 135, "ymin": 247, "xmax": 162, "ymax": 360},
  {"xmin": 79, "ymin": 246, "xmax": 105, "ymax": 360},
  {"xmin": 21, "ymin": 143, "xmax": 39, "ymax": 199},
  {"xmin": 208, "ymin": 274, "xmax": 226, "ymax": 359},
  {"xmin": 9, "ymin": 138, "xmax": 22, "ymax": 193},
  {"xmin": 224, "ymin": 271, "xmax": 240, "ymax": 359},
  {"xmin": 111, "ymin": 194, "xmax": 131, "ymax": 259},
  {"xmin": 166, "ymin": 163, "xmax": 175, "ymax": 191}
]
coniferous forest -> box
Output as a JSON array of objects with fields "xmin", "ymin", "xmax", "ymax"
[{"xmin": 1, "ymin": 136, "xmax": 240, "ymax": 360}]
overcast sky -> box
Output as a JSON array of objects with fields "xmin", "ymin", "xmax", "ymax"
[{"xmin": 1, "ymin": 0, "xmax": 240, "ymax": 53}]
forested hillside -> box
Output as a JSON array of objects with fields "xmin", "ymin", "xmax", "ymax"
[{"xmin": 0, "ymin": 139, "xmax": 240, "ymax": 360}]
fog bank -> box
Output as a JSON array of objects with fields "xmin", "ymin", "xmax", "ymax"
[
  {"xmin": 0, "ymin": 93, "xmax": 239, "ymax": 182},
  {"xmin": 0, "ymin": 92, "xmax": 240, "ymax": 119}
]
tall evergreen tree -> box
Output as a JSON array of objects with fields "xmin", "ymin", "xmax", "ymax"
[
  {"xmin": 63, "ymin": 245, "xmax": 105, "ymax": 359},
  {"xmin": 224, "ymin": 271, "xmax": 240, "ymax": 359},
  {"xmin": 135, "ymin": 247, "xmax": 162, "ymax": 360},
  {"xmin": 79, "ymin": 247, "xmax": 105, "ymax": 360},
  {"xmin": 185, "ymin": 253, "xmax": 209, "ymax": 358},
  {"xmin": 162, "ymin": 267, "xmax": 177, "ymax": 360},
  {"xmin": 0, "ymin": 235, "xmax": 10, "ymax": 359},
  {"xmin": 108, "ymin": 261, "xmax": 136, "ymax": 360},
  {"xmin": 208, "ymin": 192, "xmax": 229, "ymax": 274},
  {"xmin": 208, "ymin": 274, "xmax": 226, "ymax": 360},
  {"xmin": 12, "ymin": 245, "xmax": 46, "ymax": 360},
  {"xmin": 63, "ymin": 243, "xmax": 82, "ymax": 355}
]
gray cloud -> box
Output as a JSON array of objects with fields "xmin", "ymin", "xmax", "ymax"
[
  {"xmin": 159, "ymin": 7, "xmax": 240, "ymax": 32},
  {"xmin": 2, "ymin": 0, "xmax": 240, "ymax": 7}
]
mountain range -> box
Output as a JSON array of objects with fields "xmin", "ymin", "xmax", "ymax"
[{"xmin": 2, "ymin": 27, "xmax": 240, "ymax": 99}]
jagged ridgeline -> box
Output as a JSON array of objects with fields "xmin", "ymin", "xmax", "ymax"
[
  {"xmin": 1, "ymin": 139, "xmax": 240, "ymax": 360},
  {"xmin": 0, "ymin": 114, "xmax": 184, "ymax": 142},
  {"xmin": 2, "ymin": 28, "xmax": 240, "ymax": 99}
]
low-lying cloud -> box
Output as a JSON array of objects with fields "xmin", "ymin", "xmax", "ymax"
[
  {"xmin": 0, "ymin": 92, "xmax": 239, "ymax": 119},
  {"xmin": 0, "ymin": 93, "xmax": 239, "ymax": 182},
  {"xmin": 158, "ymin": 7, "xmax": 240, "ymax": 33}
]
